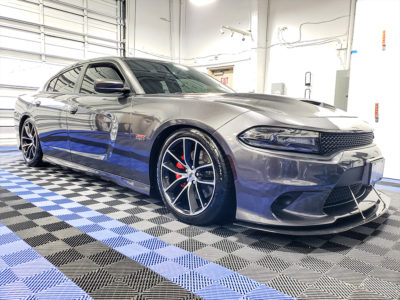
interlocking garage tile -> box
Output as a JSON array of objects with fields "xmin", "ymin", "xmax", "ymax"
[
  {"xmin": 122, "ymin": 268, "xmax": 165, "ymax": 293},
  {"xmin": 58, "ymin": 258, "xmax": 101, "ymax": 278},
  {"xmin": 347, "ymin": 288, "xmax": 392, "ymax": 300},
  {"xmin": 137, "ymin": 280, "xmax": 202, "ymax": 300},
  {"xmin": 89, "ymin": 249, "xmax": 126, "ymax": 267},
  {"xmin": 299, "ymin": 255, "xmax": 333, "ymax": 273},
  {"xmin": 25, "ymin": 232, "xmax": 58, "ymax": 247},
  {"xmin": 326, "ymin": 265, "xmax": 368, "ymax": 286},
  {"xmin": 193, "ymin": 245, "xmax": 228, "ymax": 262},
  {"xmin": 212, "ymin": 239, "xmax": 245, "ymax": 253},
  {"xmin": 46, "ymin": 248, "xmax": 85, "ymax": 267},
  {"xmin": 360, "ymin": 276, "xmax": 400, "ymax": 299},
  {"xmin": 239, "ymin": 263, "xmax": 279, "ymax": 283},
  {"xmin": 2, "ymin": 156, "xmax": 400, "ymax": 300},
  {"xmin": 88, "ymin": 281, "xmax": 139, "ymax": 299},
  {"xmin": 192, "ymin": 231, "xmax": 224, "ymax": 245},
  {"xmin": 75, "ymin": 241, "xmax": 110, "ymax": 257},
  {"xmin": 256, "ymin": 254, "xmax": 291, "ymax": 273},
  {"xmin": 103, "ymin": 258, "xmax": 144, "ymax": 278},
  {"xmin": 268, "ymin": 274, "xmax": 310, "ymax": 298},
  {"xmin": 144, "ymin": 225, "xmax": 174, "ymax": 237},
  {"xmin": 217, "ymin": 254, "xmax": 251, "ymax": 272},
  {"xmin": 282, "ymin": 265, "xmax": 322, "ymax": 284}
]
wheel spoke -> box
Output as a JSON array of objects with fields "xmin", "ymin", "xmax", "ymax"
[
  {"xmin": 197, "ymin": 179, "xmax": 215, "ymax": 186},
  {"xmin": 165, "ymin": 176, "xmax": 186, "ymax": 192},
  {"xmin": 195, "ymin": 163, "xmax": 213, "ymax": 171},
  {"xmin": 172, "ymin": 184, "xmax": 188, "ymax": 205},
  {"xmin": 187, "ymin": 183, "xmax": 199, "ymax": 214},
  {"xmin": 167, "ymin": 150, "xmax": 187, "ymax": 168},
  {"xmin": 25, "ymin": 124, "xmax": 32, "ymax": 138},
  {"xmin": 192, "ymin": 142, "xmax": 198, "ymax": 168},
  {"xmin": 26, "ymin": 144, "xmax": 32, "ymax": 159},
  {"xmin": 194, "ymin": 182, "xmax": 204, "ymax": 208},
  {"xmin": 162, "ymin": 163, "xmax": 186, "ymax": 176},
  {"xmin": 183, "ymin": 138, "xmax": 194, "ymax": 168}
]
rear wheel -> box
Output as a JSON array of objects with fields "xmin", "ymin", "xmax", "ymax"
[
  {"xmin": 157, "ymin": 128, "xmax": 234, "ymax": 225},
  {"xmin": 20, "ymin": 118, "xmax": 43, "ymax": 167}
]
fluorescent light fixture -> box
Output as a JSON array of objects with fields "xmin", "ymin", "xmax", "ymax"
[{"xmin": 190, "ymin": 0, "xmax": 215, "ymax": 6}]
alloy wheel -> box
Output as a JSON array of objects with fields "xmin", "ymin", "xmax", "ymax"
[
  {"xmin": 21, "ymin": 121, "xmax": 38, "ymax": 162},
  {"xmin": 160, "ymin": 137, "xmax": 216, "ymax": 216}
]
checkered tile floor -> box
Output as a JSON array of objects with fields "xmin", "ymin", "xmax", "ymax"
[{"xmin": 0, "ymin": 151, "xmax": 399, "ymax": 299}]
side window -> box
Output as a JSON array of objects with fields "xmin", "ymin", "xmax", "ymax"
[
  {"xmin": 53, "ymin": 67, "xmax": 82, "ymax": 93},
  {"xmin": 80, "ymin": 64, "xmax": 124, "ymax": 94}
]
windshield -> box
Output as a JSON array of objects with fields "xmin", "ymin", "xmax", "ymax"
[{"xmin": 124, "ymin": 59, "xmax": 234, "ymax": 94}]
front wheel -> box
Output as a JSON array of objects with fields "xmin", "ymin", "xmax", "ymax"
[
  {"xmin": 20, "ymin": 118, "xmax": 43, "ymax": 167},
  {"xmin": 157, "ymin": 128, "xmax": 234, "ymax": 225}
]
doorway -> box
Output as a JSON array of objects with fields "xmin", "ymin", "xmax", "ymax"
[{"xmin": 208, "ymin": 66, "xmax": 234, "ymax": 89}]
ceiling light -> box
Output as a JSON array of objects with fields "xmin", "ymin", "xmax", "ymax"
[{"xmin": 190, "ymin": 0, "xmax": 215, "ymax": 6}]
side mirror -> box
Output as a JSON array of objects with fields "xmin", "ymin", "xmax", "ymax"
[{"xmin": 94, "ymin": 79, "xmax": 130, "ymax": 94}]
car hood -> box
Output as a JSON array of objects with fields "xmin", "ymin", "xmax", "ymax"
[{"xmin": 201, "ymin": 93, "xmax": 372, "ymax": 132}]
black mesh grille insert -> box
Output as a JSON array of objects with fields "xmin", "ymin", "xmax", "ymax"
[
  {"xmin": 324, "ymin": 183, "xmax": 364, "ymax": 207},
  {"xmin": 320, "ymin": 132, "xmax": 374, "ymax": 154}
]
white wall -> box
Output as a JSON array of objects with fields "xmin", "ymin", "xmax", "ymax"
[
  {"xmin": 347, "ymin": 0, "xmax": 400, "ymax": 179},
  {"xmin": 179, "ymin": 0, "xmax": 352, "ymax": 100},
  {"xmin": 182, "ymin": 0, "xmax": 255, "ymax": 92},
  {"xmin": 126, "ymin": 0, "xmax": 172, "ymax": 60},
  {"xmin": 265, "ymin": 0, "xmax": 351, "ymax": 103}
]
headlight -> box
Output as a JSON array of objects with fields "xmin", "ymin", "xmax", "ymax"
[{"xmin": 238, "ymin": 127, "xmax": 320, "ymax": 154}]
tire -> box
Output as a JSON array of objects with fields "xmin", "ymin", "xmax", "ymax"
[
  {"xmin": 156, "ymin": 128, "xmax": 235, "ymax": 225},
  {"xmin": 20, "ymin": 117, "xmax": 43, "ymax": 167}
]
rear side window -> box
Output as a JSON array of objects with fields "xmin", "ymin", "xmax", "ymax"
[
  {"xmin": 51, "ymin": 67, "xmax": 82, "ymax": 93},
  {"xmin": 80, "ymin": 64, "xmax": 124, "ymax": 94}
]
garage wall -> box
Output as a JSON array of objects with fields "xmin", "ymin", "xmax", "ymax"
[
  {"xmin": 181, "ymin": 0, "xmax": 353, "ymax": 102},
  {"xmin": 265, "ymin": 0, "xmax": 352, "ymax": 104},
  {"xmin": 125, "ymin": 0, "xmax": 172, "ymax": 60},
  {"xmin": 182, "ymin": 0, "xmax": 256, "ymax": 92},
  {"xmin": 0, "ymin": 0, "xmax": 124, "ymax": 143},
  {"xmin": 347, "ymin": 0, "xmax": 400, "ymax": 179}
]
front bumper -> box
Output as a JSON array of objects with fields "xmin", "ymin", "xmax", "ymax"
[
  {"xmin": 234, "ymin": 189, "xmax": 390, "ymax": 235},
  {"xmin": 217, "ymin": 122, "xmax": 389, "ymax": 234}
]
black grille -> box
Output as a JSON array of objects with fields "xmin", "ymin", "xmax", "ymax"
[
  {"xmin": 324, "ymin": 183, "xmax": 364, "ymax": 208},
  {"xmin": 320, "ymin": 132, "xmax": 374, "ymax": 154}
]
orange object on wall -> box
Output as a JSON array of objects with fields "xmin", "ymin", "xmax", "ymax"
[
  {"xmin": 382, "ymin": 30, "xmax": 386, "ymax": 51},
  {"xmin": 375, "ymin": 103, "xmax": 379, "ymax": 122}
]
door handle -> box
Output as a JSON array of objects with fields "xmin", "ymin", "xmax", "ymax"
[
  {"xmin": 69, "ymin": 105, "xmax": 78, "ymax": 114},
  {"xmin": 34, "ymin": 100, "xmax": 41, "ymax": 107}
]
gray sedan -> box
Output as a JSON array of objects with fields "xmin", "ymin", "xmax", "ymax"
[{"xmin": 14, "ymin": 57, "xmax": 389, "ymax": 235}]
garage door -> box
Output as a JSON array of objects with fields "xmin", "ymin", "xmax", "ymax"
[{"xmin": 0, "ymin": 0, "xmax": 124, "ymax": 144}]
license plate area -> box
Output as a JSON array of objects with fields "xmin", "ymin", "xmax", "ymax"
[{"xmin": 368, "ymin": 158, "xmax": 385, "ymax": 185}]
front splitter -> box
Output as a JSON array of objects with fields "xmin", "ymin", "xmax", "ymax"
[{"xmin": 234, "ymin": 190, "xmax": 391, "ymax": 236}]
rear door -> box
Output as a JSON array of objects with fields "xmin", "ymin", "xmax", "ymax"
[
  {"xmin": 67, "ymin": 62, "xmax": 138, "ymax": 179},
  {"xmin": 35, "ymin": 66, "xmax": 82, "ymax": 161}
]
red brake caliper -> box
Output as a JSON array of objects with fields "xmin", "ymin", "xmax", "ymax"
[{"xmin": 176, "ymin": 155, "xmax": 187, "ymax": 187}]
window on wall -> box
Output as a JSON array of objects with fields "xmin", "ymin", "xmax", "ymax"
[
  {"xmin": 52, "ymin": 67, "xmax": 82, "ymax": 93},
  {"xmin": 80, "ymin": 64, "xmax": 124, "ymax": 94}
]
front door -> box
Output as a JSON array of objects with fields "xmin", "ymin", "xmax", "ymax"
[
  {"xmin": 67, "ymin": 62, "xmax": 136, "ymax": 179},
  {"xmin": 36, "ymin": 66, "xmax": 82, "ymax": 161}
]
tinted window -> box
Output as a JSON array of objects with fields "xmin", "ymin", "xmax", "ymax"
[
  {"xmin": 80, "ymin": 64, "xmax": 124, "ymax": 94},
  {"xmin": 53, "ymin": 67, "xmax": 82, "ymax": 93},
  {"xmin": 125, "ymin": 59, "xmax": 233, "ymax": 94}
]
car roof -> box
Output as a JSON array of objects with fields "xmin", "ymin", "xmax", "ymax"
[{"xmin": 59, "ymin": 56, "xmax": 175, "ymax": 73}]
